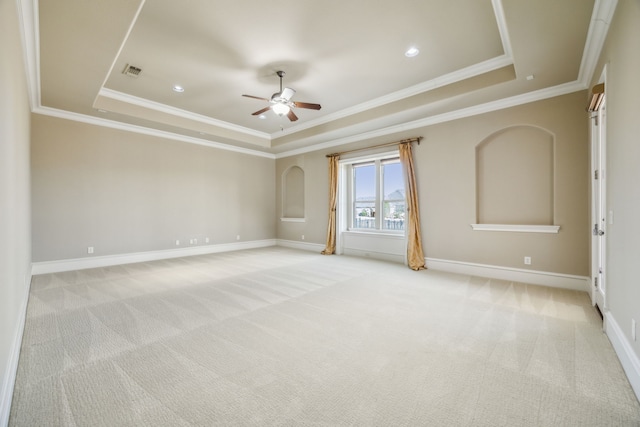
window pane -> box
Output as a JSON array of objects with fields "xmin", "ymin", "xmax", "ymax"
[
  {"xmin": 382, "ymin": 161, "xmax": 405, "ymax": 231},
  {"xmin": 353, "ymin": 163, "xmax": 376, "ymax": 229}
]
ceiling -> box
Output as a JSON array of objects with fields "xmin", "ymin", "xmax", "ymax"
[{"xmin": 22, "ymin": 0, "xmax": 615, "ymax": 157}]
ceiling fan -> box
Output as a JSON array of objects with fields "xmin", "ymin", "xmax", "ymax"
[{"xmin": 242, "ymin": 71, "xmax": 321, "ymax": 122}]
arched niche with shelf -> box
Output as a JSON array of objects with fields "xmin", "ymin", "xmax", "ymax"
[
  {"xmin": 282, "ymin": 165, "xmax": 305, "ymax": 221},
  {"xmin": 474, "ymin": 125, "xmax": 559, "ymax": 233}
]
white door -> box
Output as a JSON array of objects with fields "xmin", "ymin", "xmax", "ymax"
[{"xmin": 591, "ymin": 98, "xmax": 607, "ymax": 311}]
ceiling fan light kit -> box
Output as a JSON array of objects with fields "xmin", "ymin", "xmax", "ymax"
[
  {"xmin": 242, "ymin": 70, "xmax": 321, "ymax": 122},
  {"xmin": 272, "ymin": 102, "xmax": 290, "ymax": 116}
]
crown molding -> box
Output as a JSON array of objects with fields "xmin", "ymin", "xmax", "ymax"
[
  {"xmin": 578, "ymin": 0, "xmax": 618, "ymax": 86},
  {"xmin": 275, "ymin": 80, "xmax": 586, "ymax": 159},
  {"xmin": 17, "ymin": 0, "xmax": 616, "ymax": 161},
  {"xmin": 16, "ymin": 0, "xmax": 39, "ymax": 110},
  {"xmin": 98, "ymin": 88, "xmax": 271, "ymax": 140},
  {"xmin": 275, "ymin": 0, "xmax": 515, "ymax": 138},
  {"xmin": 98, "ymin": 52, "xmax": 513, "ymax": 143},
  {"xmin": 33, "ymin": 106, "xmax": 275, "ymax": 159},
  {"xmin": 491, "ymin": 0, "xmax": 513, "ymax": 58},
  {"xmin": 279, "ymin": 54, "xmax": 514, "ymax": 138},
  {"xmin": 97, "ymin": 0, "xmax": 146, "ymax": 93}
]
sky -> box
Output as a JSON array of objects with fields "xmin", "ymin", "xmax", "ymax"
[{"xmin": 355, "ymin": 162, "xmax": 404, "ymax": 199}]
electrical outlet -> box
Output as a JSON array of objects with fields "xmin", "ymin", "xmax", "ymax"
[
  {"xmin": 175, "ymin": 240, "xmax": 180, "ymax": 246},
  {"xmin": 236, "ymin": 235, "xmax": 240, "ymax": 241},
  {"xmin": 193, "ymin": 238, "xmax": 197, "ymax": 244},
  {"xmin": 524, "ymin": 256, "xmax": 532, "ymax": 265},
  {"xmin": 205, "ymin": 237, "xmax": 210, "ymax": 243},
  {"xmin": 87, "ymin": 246, "xmax": 94, "ymax": 254},
  {"xmin": 301, "ymin": 235, "xmax": 305, "ymax": 240},
  {"xmin": 633, "ymin": 319, "xmax": 637, "ymax": 341}
]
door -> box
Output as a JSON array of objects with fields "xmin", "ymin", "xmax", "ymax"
[{"xmin": 591, "ymin": 97, "xmax": 607, "ymax": 311}]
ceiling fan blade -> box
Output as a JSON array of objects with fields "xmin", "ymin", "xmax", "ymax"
[
  {"xmin": 251, "ymin": 106, "xmax": 271, "ymax": 116},
  {"xmin": 242, "ymin": 94, "xmax": 270, "ymax": 102},
  {"xmin": 294, "ymin": 101, "xmax": 322, "ymax": 110},
  {"xmin": 287, "ymin": 110, "xmax": 299, "ymax": 122},
  {"xmin": 281, "ymin": 87, "xmax": 296, "ymax": 101}
]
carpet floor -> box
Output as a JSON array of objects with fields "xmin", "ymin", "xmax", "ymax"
[{"xmin": 9, "ymin": 247, "xmax": 640, "ymax": 426}]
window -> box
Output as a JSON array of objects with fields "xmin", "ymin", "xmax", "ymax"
[{"xmin": 350, "ymin": 155, "xmax": 405, "ymax": 232}]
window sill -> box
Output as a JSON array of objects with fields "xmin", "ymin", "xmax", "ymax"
[
  {"xmin": 470, "ymin": 224, "xmax": 560, "ymax": 234},
  {"xmin": 281, "ymin": 218, "xmax": 306, "ymax": 223},
  {"xmin": 343, "ymin": 230, "xmax": 405, "ymax": 239}
]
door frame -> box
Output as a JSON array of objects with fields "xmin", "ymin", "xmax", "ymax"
[{"xmin": 590, "ymin": 68, "xmax": 607, "ymax": 312}]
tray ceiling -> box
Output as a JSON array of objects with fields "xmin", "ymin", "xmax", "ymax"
[{"xmin": 23, "ymin": 0, "xmax": 611, "ymax": 157}]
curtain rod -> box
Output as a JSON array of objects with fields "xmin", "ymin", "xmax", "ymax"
[{"xmin": 326, "ymin": 137, "xmax": 422, "ymax": 158}]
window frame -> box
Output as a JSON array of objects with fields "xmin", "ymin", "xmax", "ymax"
[{"xmin": 343, "ymin": 151, "xmax": 405, "ymax": 235}]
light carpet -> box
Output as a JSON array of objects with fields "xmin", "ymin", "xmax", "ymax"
[{"xmin": 9, "ymin": 247, "xmax": 640, "ymax": 426}]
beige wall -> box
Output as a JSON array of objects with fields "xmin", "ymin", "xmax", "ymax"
[
  {"xmin": 276, "ymin": 153, "xmax": 331, "ymax": 244},
  {"xmin": 277, "ymin": 91, "xmax": 589, "ymax": 276},
  {"xmin": 0, "ymin": 0, "xmax": 32, "ymax": 421},
  {"xmin": 592, "ymin": 0, "xmax": 640, "ymax": 363},
  {"xmin": 419, "ymin": 92, "xmax": 589, "ymax": 275},
  {"xmin": 31, "ymin": 115, "xmax": 276, "ymax": 262}
]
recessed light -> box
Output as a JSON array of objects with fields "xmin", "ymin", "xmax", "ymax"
[
  {"xmin": 405, "ymin": 47, "xmax": 420, "ymax": 57},
  {"xmin": 258, "ymin": 114, "xmax": 267, "ymax": 120},
  {"xmin": 172, "ymin": 85, "xmax": 185, "ymax": 93}
]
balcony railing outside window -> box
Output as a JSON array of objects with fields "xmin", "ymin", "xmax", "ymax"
[{"xmin": 352, "ymin": 158, "xmax": 405, "ymax": 232}]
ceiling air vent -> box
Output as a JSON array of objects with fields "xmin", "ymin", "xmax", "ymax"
[{"xmin": 122, "ymin": 64, "xmax": 142, "ymax": 77}]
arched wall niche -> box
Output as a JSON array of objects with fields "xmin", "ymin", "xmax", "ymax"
[
  {"xmin": 476, "ymin": 125, "xmax": 555, "ymax": 226},
  {"xmin": 282, "ymin": 165, "xmax": 305, "ymax": 219}
]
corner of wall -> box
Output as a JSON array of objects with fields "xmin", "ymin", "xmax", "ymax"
[
  {"xmin": 0, "ymin": 272, "xmax": 32, "ymax": 427},
  {"xmin": 605, "ymin": 311, "xmax": 640, "ymax": 402}
]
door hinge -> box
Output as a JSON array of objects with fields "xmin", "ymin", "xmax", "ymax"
[
  {"xmin": 593, "ymin": 223, "xmax": 605, "ymax": 236},
  {"xmin": 594, "ymin": 170, "xmax": 599, "ymax": 180},
  {"xmin": 594, "ymin": 277, "xmax": 599, "ymax": 289}
]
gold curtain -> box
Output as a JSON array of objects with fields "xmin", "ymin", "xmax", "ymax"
[
  {"xmin": 399, "ymin": 143, "xmax": 426, "ymax": 270},
  {"xmin": 321, "ymin": 154, "xmax": 339, "ymax": 255}
]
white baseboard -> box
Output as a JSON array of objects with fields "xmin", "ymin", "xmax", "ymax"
[
  {"xmin": 32, "ymin": 239, "xmax": 277, "ymax": 275},
  {"xmin": 425, "ymin": 258, "xmax": 590, "ymax": 292},
  {"xmin": 0, "ymin": 272, "xmax": 32, "ymax": 427},
  {"xmin": 276, "ymin": 239, "xmax": 325, "ymax": 253},
  {"xmin": 605, "ymin": 312, "xmax": 640, "ymax": 402}
]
